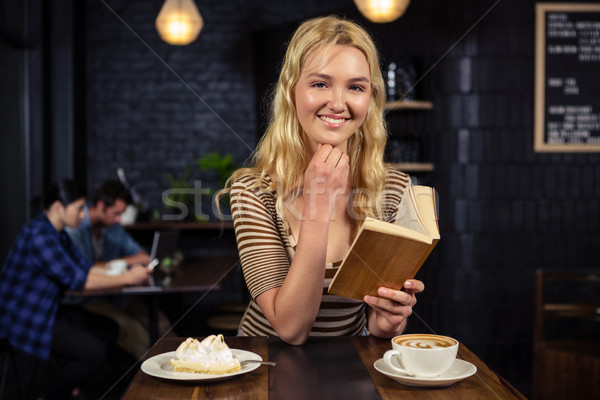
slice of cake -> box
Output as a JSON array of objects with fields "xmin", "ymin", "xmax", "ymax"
[{"xmin": 169, "ymin": 335, "xmax": 241, "ymax": 374}]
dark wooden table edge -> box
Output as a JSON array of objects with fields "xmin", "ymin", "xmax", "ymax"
[
  {"xmin": 456, "ymin": 344, "xmax": 528, "ymax": 400},
  {"xmin": 498, "ymin": 374, "xmax": 528, "ymax": 400}
]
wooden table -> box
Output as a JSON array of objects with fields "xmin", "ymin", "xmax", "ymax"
[
  {"xmin": 124, "ymin": 221, "xmax": 234, "ymax": 230},
  {"xmin": 123, "ymin": 336, "xmax": 526, "ymax": 400},
  {"xmin": 356, "ymin": 335, "xmax": 526, "ymax": 400},
  {"xmin": 65, "ymin": 255, "xmax": 240, "ymax": 344}
]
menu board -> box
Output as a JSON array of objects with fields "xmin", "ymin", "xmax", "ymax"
[{"xmin": 535, "ymin": 3, "xmax": 600, "ymax": 152}]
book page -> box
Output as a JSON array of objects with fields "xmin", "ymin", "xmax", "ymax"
[
  {"xmin": 413, "ymin": 186, "xmax": 440, "ymax": 239},
  {"xmin": 360, "ymin": 217, "xmax": 433, "ymax": 244},
  {"xmin": 393, "ymin": 185, "xmax": 428, "ymax": 236}
]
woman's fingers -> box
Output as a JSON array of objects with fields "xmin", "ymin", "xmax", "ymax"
[
  {"xmin": 365, "ymin": 288, "xmax": 415, "ymax": 310},
  {"xmin": 303, "ymin": 144, "xmax": 349, "ymax": 218},
  {"xmin": 364, "ymin": 280, "xmax": 425, "ymax": 334},
  {"xmin": 404, "ymin": 279, "xmax": 425, "ymax": 294}
]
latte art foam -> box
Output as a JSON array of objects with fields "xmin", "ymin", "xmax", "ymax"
[{"xmin": 393, "ymin": 334, "xmax": 456, "ymax": 349}]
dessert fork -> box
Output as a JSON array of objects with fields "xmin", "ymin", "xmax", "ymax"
[{"xmin": 240, "ymin": 359, "xmax": 277, "ymax": 367}]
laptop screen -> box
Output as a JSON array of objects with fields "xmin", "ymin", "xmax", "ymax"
[
  {"xmin": 148, "ymin": 230, "xmax": 180, "ymax": 286},
  {"xmin": 150, "ymin": 230, "xmax": 179, "ymax": 260}
]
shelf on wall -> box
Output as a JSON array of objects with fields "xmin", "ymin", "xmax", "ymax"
[
  {"xmin": 384, "ymin": 100, "xmax": 433, "ymax": 111},
  {"xmin": 388, "ymin": 162, "xmax": 435, "ymax": 172},
  {"xmin": 384, "ymin": 100, "xmax": 435, "ymax": 173}
]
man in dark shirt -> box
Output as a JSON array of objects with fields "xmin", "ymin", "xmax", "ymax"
[{"xmin": 0, "ymin": 180, "xmax": 151, "ymax": 399}]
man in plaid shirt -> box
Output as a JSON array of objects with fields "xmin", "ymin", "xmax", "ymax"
[{"xmin": 0, "ymin": 180, "xmax": 151, "ymax": 399}]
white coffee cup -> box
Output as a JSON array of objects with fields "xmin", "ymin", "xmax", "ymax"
[
  {"xmin": 106, "ymin": 259, "xmax": 127, "ymax": 276},
  {"xmin": 383, "ymin": 333, "xmax": 458, "ymax": 377}
]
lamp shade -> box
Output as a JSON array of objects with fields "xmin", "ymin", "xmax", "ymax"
[
  {"xmin": 156, "ymin": 0, "xmax": 203, "ymax": 45},
  {"xmin": 354, "ymin": 0, "xmax": 410, "ymax": 23}
]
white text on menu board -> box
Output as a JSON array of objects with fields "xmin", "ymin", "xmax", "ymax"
[{"xmin": 546, "ymin": 13, "xmax": 600, "ymax": 144}]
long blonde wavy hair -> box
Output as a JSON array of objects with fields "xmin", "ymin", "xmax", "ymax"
[{"xmin": 220, "ymin": 15, "xmax": 388, "ymax": 225}]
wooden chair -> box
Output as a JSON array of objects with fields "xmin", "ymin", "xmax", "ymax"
[{"xmin": 532, "ymin": 269, "xmax": 600, "ymax": 400}]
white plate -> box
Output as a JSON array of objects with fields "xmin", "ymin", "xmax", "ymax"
[
  {"xmin": 141, "ymin": 349, "xmax": 263, "ymax": 382},
  {"xmin": 374, "ymin": 358, "xmax": 477, "ymax": 388}
]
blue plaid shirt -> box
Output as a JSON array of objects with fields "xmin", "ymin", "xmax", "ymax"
[
  {"xmin": 66, "ymin": 206, "xmax": 143, "ymax": 262},
  {"xmin": 0, "ymin": 213, "xmax": 91, "ymax": 360}
]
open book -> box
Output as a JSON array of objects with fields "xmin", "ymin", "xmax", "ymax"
[{"xmin": 328, "ymin": 185, "xmax": 440, "ymax": 300}]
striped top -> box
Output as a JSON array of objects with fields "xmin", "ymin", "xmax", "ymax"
[{"xmin": 231, "ymin": 168, "xmax": 411, "ymax": 337}]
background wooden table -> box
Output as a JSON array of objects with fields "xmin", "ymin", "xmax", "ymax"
[{"xmin": 65, "ymin": 255, "xmax": 239, "ymax": 344}]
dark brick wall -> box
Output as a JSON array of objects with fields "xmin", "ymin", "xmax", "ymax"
[
  {"xmin": 82, "ymin": 0, "xmax": 600, "ymax": 396},
  {"xmin": 83, "ymin": 0, "xmax": 351, "ymax": 212},
  {"xmin": 396, "ymin": 1, "xmax": 600, "ymax": 395}
]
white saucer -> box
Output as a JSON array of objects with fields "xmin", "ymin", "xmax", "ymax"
[
  {"xmin": 141, "ymin": 349, "xmax": 262, "ymax": 382},
  {"xmin": 373, "ymin": 358, "xmax": 477, "ymax": 388}
]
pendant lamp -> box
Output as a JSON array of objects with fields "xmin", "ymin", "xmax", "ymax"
[
  {"xmin": 156, "ymin": 0, "xmax": 203, "ymax": 45},
  {"xmin": 354, "ymin": 0, "xmax": 410, "ymax": 23}
]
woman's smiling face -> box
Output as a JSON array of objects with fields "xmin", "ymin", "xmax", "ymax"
[{"xmin": 294, "ymin": 44, "xmax": 371, "ymax": 154}]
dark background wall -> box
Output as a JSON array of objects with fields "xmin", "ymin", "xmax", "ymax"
[{"xmin": 2, "ymin": 0, "xmax": 600, "ymax": 397}]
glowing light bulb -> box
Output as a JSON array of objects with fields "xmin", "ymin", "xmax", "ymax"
[
  {"xmin": 353, "ymin": 0, "xmax": 410, "ymax": 23},
  {"xmin": 156, "ymin": 0, "xmax": 203, "ymax": 45}
]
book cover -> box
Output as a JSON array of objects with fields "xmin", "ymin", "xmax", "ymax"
[{"xmin": 327, "ymin": 185, "xmax": 439, "ymax": 300}]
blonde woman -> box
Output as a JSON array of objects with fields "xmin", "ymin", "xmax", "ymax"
[{"xmin": 222, "ymin": 15, "xmax": 424, "ymax": 344}]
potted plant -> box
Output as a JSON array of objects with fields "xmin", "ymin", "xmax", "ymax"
[{"xmin": 163, "ymin": 152, "xmax": 236, "ymax": 222}]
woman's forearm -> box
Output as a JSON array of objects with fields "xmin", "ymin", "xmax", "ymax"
[
  {"xmin": 83, "ymin": 272, "xmax": 130, "ymax": 290},
  {"xmin": 258, "ymin": 217, "xmax": 330, "ymax": 344}
]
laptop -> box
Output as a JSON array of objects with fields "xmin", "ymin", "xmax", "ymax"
[
  {"xmin": 149, "ymin": 230, "xmax": 180, "ymax": 264},
  {"xmin": 123, "ymin": 229, "xmax": 179, "ymax": 292}
]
